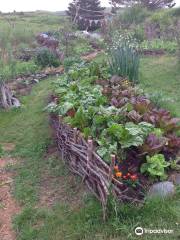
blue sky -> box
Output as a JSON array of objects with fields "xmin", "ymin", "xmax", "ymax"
[{"xmin": 0, "ymin": 0, "xmax": 179, "ymax": 12}]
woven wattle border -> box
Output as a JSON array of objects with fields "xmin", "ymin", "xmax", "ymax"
[{"xmin": 50, "ymin": 114, "xmax": 142, "ymax": 219}]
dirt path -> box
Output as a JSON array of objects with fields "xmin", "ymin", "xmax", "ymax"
[{"xmin": 0, "ymin": 144, "xmax": 20, "ymax": 240}]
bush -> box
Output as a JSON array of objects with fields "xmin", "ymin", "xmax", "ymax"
[
  {"xmin": 108, "ymin": 32, "xmax": 140, "ymax": 83},
  {"xmin": 117, "ymin": 6, "xmax": 151, "ymax": 26},
  {"xmin": 35, "ymin": 48, "xmax": 60, "ymax": 68},
  {"xmin": 149, "ymin": 10, "xmax": 172, "ymax": 26},
  {"xmin": 147, "ymin": 10, "xmax": 175, "ymax": 40}
]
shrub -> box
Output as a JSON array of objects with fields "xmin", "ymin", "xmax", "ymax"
[
  {"xmin": 117, "ymin": 6, "xmax": 151, "ymax": 26},
  {"xmin": 35, "ymin": 48, "xmax": 60, "ymax": 68},
  {"xmin": 108, "ymin": 33, "xmax": 140, "ymax": 83},
  {"xmin": 147, "ymin": 10, "xmax": 175, "ymax": 40},
  {"xmin": 149, "ymin": 10, "xmax": 172, "ymax": 26}
]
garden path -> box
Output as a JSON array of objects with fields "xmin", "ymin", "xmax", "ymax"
[{"xmin": 0, "ymin": 144, "xmax": 20, "ymax": 240}]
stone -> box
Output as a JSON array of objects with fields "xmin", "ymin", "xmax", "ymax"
[
  {"xmin": 32, "ymin": 79, "xmax": 39, "ymax": 84},
  {"xmin": 148, "ymin": 181, "xmax": 175, "ymax": 198}
]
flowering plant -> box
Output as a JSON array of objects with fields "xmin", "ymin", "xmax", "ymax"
[{"xmin": 108, "ymin": 32, "xmax": 140, "ymax": 83}]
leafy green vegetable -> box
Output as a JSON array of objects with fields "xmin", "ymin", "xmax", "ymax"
[
  {"xmin": 58, "ymin": 102, "xmax": 74, "ymax": 115},
  {"xmin": 106, "ymin": 121, "xmax": 154, "ymax": 149},
  {"xmin": 141, "ymin": 154, "xmax": 170, "ymax": 180},
  {"xmin": 47, "ymin": 61, "xmax": 179, "ymax": 177}
]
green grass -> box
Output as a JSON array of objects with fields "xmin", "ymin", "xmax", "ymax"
[
  {"xmin": 0, "ymin": 60, "xmax": 39, "ymax": 80},
  {"xmin": 0, "ymin": 78, "xmax": 53, "ymax": 205},
  {"xmin": 0, "ymin": 12, "xmax": 66, "ymax": 48},
  {"xmin": 140, "ymin": 55, "xmax": 180, "ymax": 116},
  {"xmin": 0, "ymin": 12, "xmax": 68, "ymax": 83},
  {"xmin": 0, "ymin": 77, "xmax": 179, "ymax": 240}
]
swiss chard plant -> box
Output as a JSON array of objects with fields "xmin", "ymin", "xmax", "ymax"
[
  {"xmin": 47, "ymin": 60, "xmax": 180, "ymax": 184},
  {"xmin": 97, "ymin": 122, "xmax": 154, "ymax": 162}
]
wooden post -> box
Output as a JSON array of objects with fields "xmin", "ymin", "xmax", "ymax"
[
  {"xmin": 73, "ymin": 127, "xmax": 78, "ymax": 143},
  {"xmin": 58, "ymin": 115, "xmax": 64, "ymax": 161},
  {"xmin": 109, "ymin": 154, "xmax": 115, "ymax": 183},
  {"xmin": 72, "ymin": 128, "xmax": 78, "ymax": 168},
  {"xmin": 73, "ymin": 5, "xmax": 80, "ymax": 24},
  {"xmin": 87, "ymin": 138, "xmax": 93, "ymax": 169}
]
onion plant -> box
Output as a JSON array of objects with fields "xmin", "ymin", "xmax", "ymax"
[{"xmin": 108, "ymin": 32, "xmax": 140, "ymax": 84}]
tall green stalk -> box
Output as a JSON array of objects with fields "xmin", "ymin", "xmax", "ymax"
[{"xmin": 108, "ymin": 33, "xmax": 140, "ymax": 84}]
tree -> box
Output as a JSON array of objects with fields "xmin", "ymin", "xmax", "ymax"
[
  {"xmin": 109, "ymin": 0, "xmax": 176, "ymax": 10},
  {"xmin": 67, "ymin": 0, "xmax": 105, "ymax": 31}
]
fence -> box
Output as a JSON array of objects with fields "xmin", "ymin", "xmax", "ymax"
[{"xmin": 51, "ymin": 114, "xmax": 142, "ymax": 219}]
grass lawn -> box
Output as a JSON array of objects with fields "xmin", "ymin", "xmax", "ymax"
[
  {"xmin": 140, "ymin": 55, "xmax": 180, "ymax": 117},
  {"xmin": 0, "ymin": 77, "xmax": 179, "ymax": 240}
]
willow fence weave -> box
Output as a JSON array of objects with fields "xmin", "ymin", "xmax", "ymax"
[{"xmin": 50, "ymin": 114, "xmax": 141, "ymax": 219}]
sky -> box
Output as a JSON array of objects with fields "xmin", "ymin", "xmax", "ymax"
[
  {"xmin": 0, "ymin": 0, "xmax": 179, "ymax": 12},
  {"xmin": 0, "ymin": 0, "xmax": 110, "ymax": 12}
]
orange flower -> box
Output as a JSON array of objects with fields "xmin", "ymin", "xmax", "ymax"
[
  {"xmin": 115, "ymin": 171, "xmax": 122, "ymax": 178},
  {"xmin": 114, "ymin": 165, "xmax": 119, "ymax": 171}
]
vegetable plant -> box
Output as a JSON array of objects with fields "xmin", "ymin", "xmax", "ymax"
[
  {"xmin": 141, "ymin": 154, "xmax": 170, "ymax": 180},
  {"xmin": 47, "ymin": 60, "xmax": 180, "ymax": 185},
  {"xmin": 140, "ymin": 39, "xmax": 178, "ymax": 53},
  {"xmin": 35, "ymin": 48, "xmax": 60, "ymax": 68},
  {"xmin": 108, "ymin": 32, "xmax": 140, "ymax": 83}
]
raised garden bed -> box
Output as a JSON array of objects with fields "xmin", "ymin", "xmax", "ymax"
[
  {"xmin": 7, "ymin": 66, "xmax": 64, "ymax": 96},
  {"xmin": 48, "ymin": 60, "xmax": 180, "ymax": 219},
  {"xmin": 140, "ymin": 49, "xmax": 166, "ymax": 56},
  {"xmin": 50, "ymin": 114, "xmax": 144, "ymax": 219}
]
